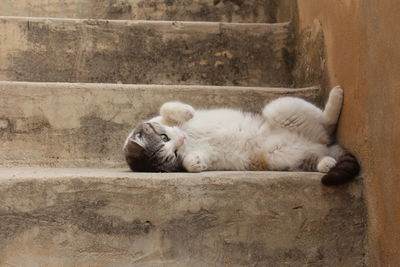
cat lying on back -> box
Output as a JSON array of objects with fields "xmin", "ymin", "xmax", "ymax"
[{"xmin": 123, "ymin": 86, "xmax": 360, "ymax": 185}]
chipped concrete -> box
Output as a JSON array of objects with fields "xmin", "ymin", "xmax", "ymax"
[
  {"xmin": 13, "ymin": 116, "xmax": 51, "ymax": 133},
  {"xmin": 0, "ymin": 168, "xmax": 366, "ymax": 266},
  {"xmin": 0, "ymin": 119, "xmax": 9, "ymax": 130},
  {"xmin": 0, "ymin": 0, "xmax": 286, "ymax": 23},
  {"xmin": 0, "ymin": 17, "xmax": 293, "ymax": 87},
  {"xmin": 0, "ymin": 81, "xmax": 320, "ymax": 167}
]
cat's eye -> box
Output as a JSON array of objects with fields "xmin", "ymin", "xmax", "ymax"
[{"xmin": 160, "ymin": 134, "xmax": 170, "ymax": 142}]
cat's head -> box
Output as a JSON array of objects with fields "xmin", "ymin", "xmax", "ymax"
[{"xmin": 123, "ymin": 122, "xmax": 186, "ymax": 172}]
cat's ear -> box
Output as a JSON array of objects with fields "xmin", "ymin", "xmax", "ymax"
[
  {"xmin": 124, "ymin": 139, "xmax": 144, "ymax": 157},
  {"xmin": 124, "ymin": 139, "xmax": 152, "ymax": 172}
]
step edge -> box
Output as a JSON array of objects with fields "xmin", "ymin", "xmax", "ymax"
[
  {"xmin": 0, "ymin": 15, "xmax": 291, "ymax": 28},
  {"xmin": 0, "ymin": 167, "xmax": 324, "ymax": 181},
  {"xmin": 0, "ymin": 167, "xmax": 364, "ymax": 196},
  {"xmin": 0, "ymin": 80, "xmax": 320, "ymax": 93}
]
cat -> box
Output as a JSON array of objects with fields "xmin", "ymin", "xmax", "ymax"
[{"xmin": 123, "ymin": 86, "xmax": 360, "ymax": 185}]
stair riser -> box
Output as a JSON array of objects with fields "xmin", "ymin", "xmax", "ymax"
[
  {"xmin": 0, "ymin": 17, "xmax": 293, "ymax": 86},
  {"xmin": 0, "ymin": 82, "xmax": 319, "ymax": 167},
  {"xmin": 0, "ymin": 0, "xmax": 281, "ymax": 23},
  {"xmin": 0, "ymin": 172, "xmax": 366, "ymax": 266}
]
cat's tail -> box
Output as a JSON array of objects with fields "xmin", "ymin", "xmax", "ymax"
[{"xmin": 322, "ymin": 145, "xmax": 361, "ymax": 186}]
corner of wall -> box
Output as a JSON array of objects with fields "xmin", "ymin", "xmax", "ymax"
[{"xmin": 290, "ymin": 1, "xmax": 330, "ymax": 107}]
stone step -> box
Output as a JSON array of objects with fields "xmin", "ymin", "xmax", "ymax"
[
  {"xmin": 0, "ymin": 81, "xmax": 320, "ymax": 167},
  {"xmin": 0, "ymin": 0, "xmax": 291, "ymax": 23},
  {"xmin": 0, "ymin": 168, "xmax": 365, "ymax": 266},
  {"xmin": 0, "ymin": 16, "xmax": 293, "ymax": 87}
]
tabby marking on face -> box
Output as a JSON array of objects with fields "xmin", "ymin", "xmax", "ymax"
[{"xmin": 124, "ymin": 122, "xmax": 184, "ymax": 172}]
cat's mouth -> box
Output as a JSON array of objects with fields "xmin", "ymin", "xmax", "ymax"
[{"xmin": 174, "ymin": 136, "xmax": 187, "ymax": 158}]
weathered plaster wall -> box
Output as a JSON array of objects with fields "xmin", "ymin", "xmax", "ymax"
[{"xmin": 296, "ymin": 0, "xmax": 400, "ymax": 265}]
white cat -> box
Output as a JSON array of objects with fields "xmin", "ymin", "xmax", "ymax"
[{"xmin": 124, "ymin": 86, "xmax": 359, "ymax": 185}]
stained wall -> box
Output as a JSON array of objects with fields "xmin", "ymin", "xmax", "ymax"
[{"xmin": 296, "ymin": 0, "xmax": 400, "ymax": 265}]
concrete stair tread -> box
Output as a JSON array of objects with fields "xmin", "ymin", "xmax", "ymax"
[
  {"xmin": 0, "ymin": 166, "xmax": 365, "ymax": 266},
  {"xmin": 0, "ymin": 0, "xmax": 286, "ymax": 23},
  {"xmin": 0, "ymin": 81, "xmax": 320, "ymax": 167},
  {"xmin": 0, "ymin": 16, "xmax": 293, "ymax": 86}
]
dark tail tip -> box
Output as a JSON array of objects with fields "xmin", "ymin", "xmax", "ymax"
[{"xmin": 321, "ymin": 153, "xmax": 360, "ymax": 186}]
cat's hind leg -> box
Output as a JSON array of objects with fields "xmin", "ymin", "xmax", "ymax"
[
  {"xmin": 321, "ymin": 144, "xmax": 360, "ymax": 185},
  {"xmin": 263, "ymin": 132, "xmax": 329, "ymax": 171},
  {"xmin": 262, "ymin": 97, "xmax": 330, "ymax": 144},
  {"xmin": 317, "ymin": 156, "xmax": 337, "ymax": 173},
  {"xmin": 159, "ymin": 101, "xmax": 195, "ymax": 126},
  {"xmin": 323, "ymin": 86, "xmax": 344, "ymax": 134}
]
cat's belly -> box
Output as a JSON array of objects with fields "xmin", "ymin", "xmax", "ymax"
[{"xmin": 202, "ymin": 139, "xmax": 267, "ymax": 171}]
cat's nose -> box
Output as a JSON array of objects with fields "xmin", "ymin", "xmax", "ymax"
[{"xmin": 178, "ymin": 136, "xmax": 186, "ymax": 145}]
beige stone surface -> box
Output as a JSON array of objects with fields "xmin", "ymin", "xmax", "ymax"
[
  {"xmin": 0, "ymin": 16, "xmax": 293, "ymax": 87},
  {"xmin": 297, "ymin": 0, "xmax": 400, "ymax": 265},
  {"xmin": 0, "ymin": 81, "xmax": 320, "ymax": 167},
  {"xmin": 0, "ymin": 1, "xmax": 369, "ymax": 265},
  {"xmin": 0, "ymin": 168, "xmax": 366, "ymax": 266}
]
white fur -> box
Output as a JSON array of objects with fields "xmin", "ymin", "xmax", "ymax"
[
  {"xmin": 317, "ymin": 156, "xmax": 337, "ymax": 173},
  {"xmin": 323, "ymin": 86, "xmax": 344, "ymax": 134},
  {"xmin": 141, "ymin": 87, "xmax": 345, "ymax": 173}
]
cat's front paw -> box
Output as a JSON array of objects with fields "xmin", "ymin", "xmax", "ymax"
[
  {"xmin": 160, "ymin": 102, "xmax": 195, "ymax": 125},
  {"xmin": 183, "ymin": 153, "xmax": 207, "ymax": 173},
  {"xmin": 317, "ymin": 156, "xmax": 337, "ymax": 173}
]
